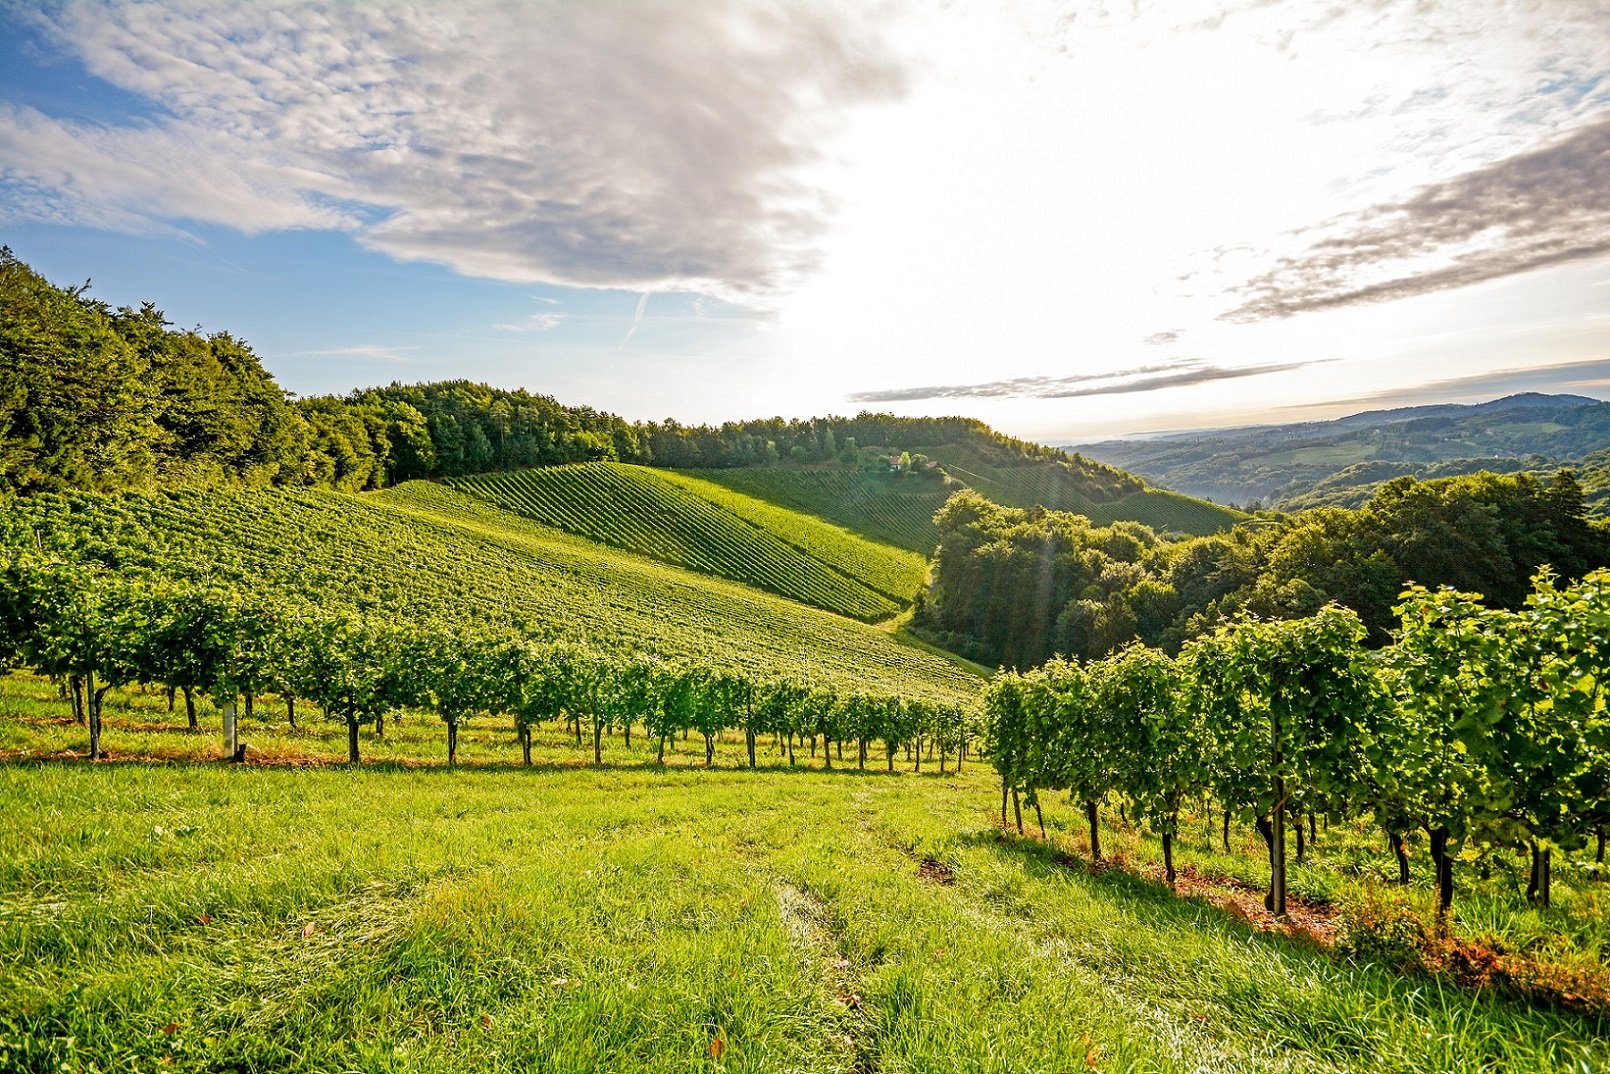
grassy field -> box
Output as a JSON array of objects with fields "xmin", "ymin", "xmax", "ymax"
[
  {"xmin": 452, "ymin": 464, "xmax": 928, "ymax": 621},
  {"xmin": 3, "ymin": 677, "xmax": 1607, "ymax": 1074},
  {"xmin": 922, "ymin": 446, "xmax": 1245, "ymax": 535},
  {"xmin": 1, "ymin": 482, "xmax": 979, "ymax": 705},
  {"xmin": 679, "ymin": 459, "xmax": 1243, "ymax": 560},
  {"xmin": 678, "ymin": 468, "xmax": 954, "ymax": 553}
]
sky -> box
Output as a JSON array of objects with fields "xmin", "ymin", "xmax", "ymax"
[{"xmin": 2, "ymin": 0, "xmax": 1609, "ymax": 443}]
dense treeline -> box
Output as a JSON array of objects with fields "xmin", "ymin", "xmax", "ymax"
[
  {"xmin": 921, "ymin": 469, "xmax": 1607, "ymax": 668},
  {"xmin": 0, "ymin": 552, "xmax": 975, "ymax": 771},
  {"xmin": 985, "ymin": 576, "xmax": 1610, "ymax": 916},
  {"xmin": 0, "ymin": 248, "xmax": 1135, "ymax": 497}
]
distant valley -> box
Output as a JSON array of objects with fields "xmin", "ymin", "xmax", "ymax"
[{"xmin": 1071, "ymin": 392, "xmax": 1610, "ymax": 512}]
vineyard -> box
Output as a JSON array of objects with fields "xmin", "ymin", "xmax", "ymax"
[
  {"xmin": 677, "ymin": 467, "xmax": 955, "ymax": 553},
  {"xmin": 986, "ymin": 579, "xmax": 1610, "ymax": 926},
  {"xmin": 2, "ymin": 672, "xmax": 1608, "ymax": 1073},
  {"xmin": 0, "ymin": 482, "xmax": 979, "ymax": 705},
  {"xmin": 452, "ymin": 464, "xmax": 926, "ymax": 620}
]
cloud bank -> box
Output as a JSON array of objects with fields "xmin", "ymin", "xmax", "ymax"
[
  {"xmin": 1226, "ymin": 113, "xmax": 1610, "ymax": 321},
  {"xmin": 0, "ymin": 1, "xmax": 906, "ymax": 297},
  {"xmin": 848, "ymin": 358, "xmax": 1323, "ymax": 403}
]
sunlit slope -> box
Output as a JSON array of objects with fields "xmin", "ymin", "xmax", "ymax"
[
  {"xmin": 678, "ymin": 467, "xmax": 953, "ymax": 553},
  {"xmin": 685, "ymin": 459, "xmax": 1243, "ymax": 554},
  {"xmin": 2, "ymin": 483, "xmax": 981, "ymax": 704},
  {"xmin": 453, "ymin": 463, "xmax": 927, "ymax": 621},
  {"xmin": 924, "ymin": 444, "xmax": 1245, "ymax": 535}
]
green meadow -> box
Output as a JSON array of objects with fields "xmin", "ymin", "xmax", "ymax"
[{"xmin": 2, "ymin": 678, "xmax": 1606, "ymax": 1074}]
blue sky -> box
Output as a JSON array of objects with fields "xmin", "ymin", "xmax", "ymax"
[
  {"xmin": 6, "ymin": 217, "xmax": 731, "ymax": 404},
  {"xmin": 3, "ymin": 1, "xmax": 1609, "ymax": 440}
]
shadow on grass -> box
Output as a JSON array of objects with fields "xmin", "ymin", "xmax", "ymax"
[
  {"xmin": 0, "ymin": 748, "xmax": 972, "ymax": 782},
  {"xmin": 964, "ymin": 825, "xmax": 1610, "ymax": 1034}
]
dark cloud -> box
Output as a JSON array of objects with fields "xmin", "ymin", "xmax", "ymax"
[
  {"xmin": 1225, "ymin": 113, "xmax": 1610, "ymax": 321},
  {"xmin": 848, "ymin": 358, "xmax": 1325, "ymax": 403}
]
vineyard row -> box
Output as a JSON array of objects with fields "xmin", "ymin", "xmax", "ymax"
[
  {"xmin": 0, "ymin": 554, "xmax": 976, "ymax": 771},
  {"xmin": 984, "ymin": 571, "xmax": 1610, "ymax": 916}
]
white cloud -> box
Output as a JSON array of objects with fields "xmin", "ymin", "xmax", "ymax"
[
  {"xmin": 494, "ymin": 312, "xmax": 565, "ymax": 333},
  {"xmin": 4, "ymin": 0, "xmax": 906, "ymax": 297},
  {"xmin": 295, "ymin": 343, "xmax": 414, "ymax": 362},
  {"xmin": 0, "ymin": 102, "xmax": 346, "ymax": 236},
  {"xmin": 1224, "ymin": 114, "xmax": 1610, "ymax": 321},
  {"xmin": 772, "ymin": 0, "xmax": 1610, "ymax": 431},
  {"xmin": 848, "ymin": 358, "xmax": 1329, "ymax": 402}
]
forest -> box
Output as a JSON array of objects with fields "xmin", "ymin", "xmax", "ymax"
[{"xmin": 918, "ymin": 471, "xmax": 1608, "ymax": 668}]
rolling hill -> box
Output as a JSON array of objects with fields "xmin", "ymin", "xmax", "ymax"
[
  {"xmin": 683, "ymin": 458, "xmax": 1243, "ymax": 560},
  {"xmin": 1073, "ymin": 393, "xmax": 1610, "ymax": 508},
  {"xmin": 677, "ymin": 466, "xmax": 955, "ymax": 553},
  {"xmin": 451, "ymin": 464, "xmax": 928, "ymax": 622},
  {"xmin": 922, "ymin": 443, "xmax": 1245, "ymax": 534},
  {"xmin": 1, "ymin": 482, "xmax": 983, "ymax": 704}
]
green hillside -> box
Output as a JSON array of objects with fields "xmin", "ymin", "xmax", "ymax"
[
  {"xmin": 1076, "ymin": 393, "xmax": 1610, "ymax": 508},
  {"xmin": 452, "ymin": 464, "xmax": 927, "ymax": 621},
  {"xmin": 920, "ymin": 447, "xmax": 1242, "ymax": 534},
  {"xmin": 685, "ymin": 460, "xmax": 1241, "ymax": 558},
  {"xmin": 1, "ymin": 483, "xmax": 981, "ymax": 704},
  {"xmin": 677, "ymin": 467, "xmax": 951, "ymax": 553},
  {"xmin": 923, "ymin": 444, "xmax": 1244, "ymax": 535}
]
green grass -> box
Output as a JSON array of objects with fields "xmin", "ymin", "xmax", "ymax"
[
  {"xmin": 452, "ymin": 464, "xmax": 926, "ymax": 620},
  {"xmin": 2, "ymin": 676, "xmax": 1607, "ymax": 1073},
  {"xmin": 1101, "ymin": 488, "xmax": 1250, "ymax": 536},
  {"xmin": 678, "ymin": 467, "xmax": 954, "ymax": 553},
  {"xmin": 681, "ymin": 459, "xmax": 1243, "ymax": 559},
  {"xmin": 1, "ymin": 483, "xmax": 979, "ymax": 705},
  {"xmin": 924, "ymin": 445, "xmax": 1245, "ymax": 535}
]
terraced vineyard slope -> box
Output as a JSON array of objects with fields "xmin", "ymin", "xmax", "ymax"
[
  {"xmin": 2, "ymin": 483, "xmax": 981, "ymax": 704},
  {"xmin": 453, "ymin": 464, "xmax": 927, "ymax": 621}
]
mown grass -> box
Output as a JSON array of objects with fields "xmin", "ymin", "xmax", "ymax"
[{"xmin": 3, "ymin": 677, "xmax": 1607, "ymax": 1073}]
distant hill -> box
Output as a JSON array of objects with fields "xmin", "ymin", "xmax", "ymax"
[
  {"xmin": 1072, "ymin": 393, "xmax": 1610, "ymax": 509},
  {"xmin": 1318, "ymin": 392, "xmax": 1599, "ymax": 431}
]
